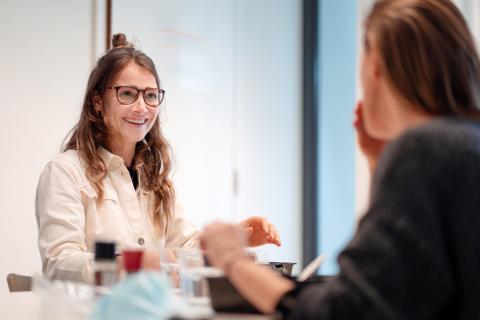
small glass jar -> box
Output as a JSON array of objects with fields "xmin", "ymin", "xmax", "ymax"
[{"xmin": 94, "ymin": 241, "xmax": 117, "ymax": 287}]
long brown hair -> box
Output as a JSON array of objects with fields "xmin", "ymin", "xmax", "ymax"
[
  {"xmin": 364, "ymin": 0, "xmax": 480, "ymax": 116},
  {"xmin": 64, "ymin": 33, "xmax": 175, "ymax": 235}
]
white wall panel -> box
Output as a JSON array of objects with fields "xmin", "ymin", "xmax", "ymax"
[{"xmin": 0, "ymin": 0, "xmax": 93, "ymax": 292}]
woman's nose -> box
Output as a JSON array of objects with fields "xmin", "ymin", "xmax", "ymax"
[{"xmin": 132, "ymin": 94, "xmax": 148, "ymax": 113}]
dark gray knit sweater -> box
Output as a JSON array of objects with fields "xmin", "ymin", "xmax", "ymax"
[{"xmin": 287, "ymin": 117, "xmax": 480, "ymax": 319}]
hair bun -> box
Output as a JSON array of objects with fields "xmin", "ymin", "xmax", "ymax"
[{"xmin": 112, "ymin": 33, "xmax": 132, "ymax": 48}]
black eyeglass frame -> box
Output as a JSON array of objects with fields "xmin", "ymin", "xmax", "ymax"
[{"xmin": 107, "ymin": 86, "xmax": 165, "ymax": 107}]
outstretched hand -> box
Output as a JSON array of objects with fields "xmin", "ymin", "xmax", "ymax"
[{"xmin": 238, "ymin": 216, "xmax": 281, "ymax": 247}]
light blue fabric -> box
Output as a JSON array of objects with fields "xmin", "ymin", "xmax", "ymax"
[{"xmin": 90, "ymin": 271, "xmax": 187, "ymax": 320}]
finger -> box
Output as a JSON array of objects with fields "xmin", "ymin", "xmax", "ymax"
[
  {"xmin": 354, "ymin": 101, "xmax": 360, "ymax": 116},
  {"xmin": 268, "ymin": 223, "xmax": 276, "ymax": 237},
  {"xmin": 261, "ymin": 219, "xmax": 270, "ymax": 234},
  {"xmin": 272, "ymin": 228, "xmax": 281, "ymax": 247},
  {"xmin": 245, "ymin": 226, "xmax": 254, "ymax": 236},
  {"xmin": 353, "ymin": 104, "xmax": 363, "ymax": 129},
  {"xmin": 266, "ymin": 223, "xmax": 275, "ymax": 241},
  {"xmin": 354, "ymin": 112, "xmax": 367, "ymax": 135},
  {"xmin": 358, "ymin": 101, "xmax": 363, "ymax": 114},
  {"xmin": 267, "ymin": 226, "xmax": 281, "ymax": 247},
  {"xmin": 271, "ymin": 238, "xmax": 281, "ymax": 247}
]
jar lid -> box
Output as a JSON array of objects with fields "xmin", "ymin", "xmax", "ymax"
[{"xmin": 95, "ymin": 241, "xmax": 116, "ymax": 260}]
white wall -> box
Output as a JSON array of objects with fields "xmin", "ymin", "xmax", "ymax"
[
  {"xmin": 234, "ymin": 0, "xmax": 302, "ymax": 266},
  {"xmin": 113, "ymin": 0, "xmax": 237, "ymax": 228},
  {"xmin": 0, "ymin": 0, "xmax": 94, "ymax": 292}
]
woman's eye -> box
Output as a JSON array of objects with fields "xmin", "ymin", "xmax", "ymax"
[
  {"xmin": 146, "ymin": 93, "xmax": 158, "ymax": 100},
  {"xmin": 120, "ymin": 89, "xmax": 135, "ymax": 97}
]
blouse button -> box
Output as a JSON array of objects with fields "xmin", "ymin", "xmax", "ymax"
[{"xmin": 137, "ymin": 237, "xmax": 145, "ymax": 246}]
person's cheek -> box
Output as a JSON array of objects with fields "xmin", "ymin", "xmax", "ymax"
[
  {"xmin": 149, "ymin": 112, "xmax": 159, "ymax": 130},
  {"xmin": 102, "ymin": 115, "xmax": 112, "ymax": 130}
]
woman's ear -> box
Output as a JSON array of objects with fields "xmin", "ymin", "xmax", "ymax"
[{"xmin": 93, "ymin": 95, "xmax": 102, "ymax": 112}]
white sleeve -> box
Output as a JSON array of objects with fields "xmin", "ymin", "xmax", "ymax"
[
  {"xmin": 164, "ymin": 202, "xmax": 200, "ymax": 248},
  {"xmin": 35, "ymin": 162, "xmax": 93, "ymax": 283}
]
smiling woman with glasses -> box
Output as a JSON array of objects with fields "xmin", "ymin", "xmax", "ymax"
[{"xmin": 35, "ymin": 33, "xmax": 282, "ymax": 283}]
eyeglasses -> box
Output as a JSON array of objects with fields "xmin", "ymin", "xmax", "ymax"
[{"xmin": 107, "ymin": 86, "xmax": 165, "ymax": 107}]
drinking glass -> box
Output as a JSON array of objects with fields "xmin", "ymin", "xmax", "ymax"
[
  {"xmin": 178, "ymin": 249, "xmax": 211, "ymax": 305},
  {"xmin": 158, "ymin": 247, "xmax": 182, "ymax": 295}
]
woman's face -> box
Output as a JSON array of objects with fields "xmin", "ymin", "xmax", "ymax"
[{"xmin": 98, "ymin": 61, "xmax": 160, "ymax": 149}]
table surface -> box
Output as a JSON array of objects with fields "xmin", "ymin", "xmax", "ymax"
[{"xmin": 0, "ymin": 292, "xmax": 274, "ymax": 320}]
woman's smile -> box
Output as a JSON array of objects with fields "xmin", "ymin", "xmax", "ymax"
[{"xmin": 124, "ymin": 117, "xmax": 148, "ymax": 126}]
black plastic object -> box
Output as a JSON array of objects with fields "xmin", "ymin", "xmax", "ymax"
[
  {"xmin": 94, "ymin": 241, "xmax": 116, "ymax": 260},
  {"xmin": 207, "ymin": 276, "xmax": 261, "ymax": 313},
  {"xmin": 207, "ymin": 274, "xmax": 333, "ymax": 314}
]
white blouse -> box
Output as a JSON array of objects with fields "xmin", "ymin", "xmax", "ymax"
[{"xmin": 35, "ymin": 147, "xmax": 198, "ymax": 282}]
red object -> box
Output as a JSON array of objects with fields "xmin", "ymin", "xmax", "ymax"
[{"xmin": 122, "ymin": 249, "xmax": 144, "ymax": 273}]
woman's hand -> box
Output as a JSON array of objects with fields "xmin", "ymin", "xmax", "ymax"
[
  {"xmin": 238, "ymin": 216, "xmax": 281, "ymax": 247},
  {"xmin": 201, "ymin": 222, "xmax": 294, "ymax": 314},
  {"xmin": 354, "ymin": 101, "xmax": 387, "ymax": 173},
  {"xmin": 200, "ymin": 222, "xmax": 249, "ymax": 270}
]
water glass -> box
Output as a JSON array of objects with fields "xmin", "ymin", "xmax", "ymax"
[
  {"xmin": 178, "ymin": 249, "xmax": 210, "ymax": 304},
  {"xmin": 158, "ymin": 248, "xmax": 182, "ymax": 295}
]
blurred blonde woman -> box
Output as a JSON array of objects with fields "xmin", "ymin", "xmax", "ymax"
[
  {"xmin": 201, "ymin": 0, "xmax": 480, "ymax": 318},
  {"xmin": 36, "ymin": 34, "xmax": 280, "ymax": 282}
]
